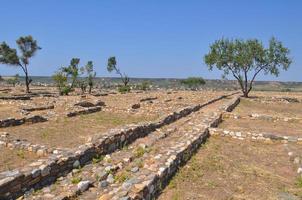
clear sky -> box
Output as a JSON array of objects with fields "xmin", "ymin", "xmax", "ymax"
[{"xmin": 0, "ymin": 0, "xmax": 301, "ymax": 81}]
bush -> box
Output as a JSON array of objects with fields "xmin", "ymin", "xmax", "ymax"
[
  {"xmin": 181, "ymin": 77, "xmax": 205, "ymax": 90},
  {"xmin": 118, "ymin": 85, "xmax": 131, "ymax": 93},
  {"xmin": 137, "ymin": 81, "xmax": 151, "ymax": 91}
]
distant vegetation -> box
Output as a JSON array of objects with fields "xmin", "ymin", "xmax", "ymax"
[
  {"xmin": 0, "ymin": 35, "xmax": 41, "ymax": 93},
  {"xmin": 52, "ymin": 58, "xmax": 96, "ymax": 95},
  {"xmin": 181, "ymin": 77, "xmax": 205, "ymax": 90},
  {"xmin": 204, "ymin": 37, "xmax": 291, "ymax": 97}
]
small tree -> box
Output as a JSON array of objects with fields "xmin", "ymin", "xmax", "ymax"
[
  {"xmin": 62, "ymin": 58, "xmax": 80, "ymax": 88},
  {"xmin": 52, "ymin": 71, "xmax": 69, "ymax": 95},
  {"xmin": 204, "ymin": 37, "xmax": 291, "ymax": 97},
  {"xmin": 107, "ymin": 57, "xmax": 130, "ymax": 86},
  {"xmin": 0, "ymin": 36, "xmax": 41, "ymax": 93},
  {"xmin": 181, "ymin": 77, "xmax": 205, "ymax": 90},
  {"xmin": 81, "ymin": 61, "xmax": 96, "ymax": 94}
]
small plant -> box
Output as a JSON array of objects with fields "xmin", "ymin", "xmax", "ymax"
[
  {"xmin": 71, "ymin": 177, "xmax": 82, "ymax": 184},
  {"xmin": 118, "ymin": 85, "xmax": 131, "ymax": 93},
  {"xmin": 114, "ymin": 171, "xmax": 130, "ymax": 183},
  {"xmin": 92, "ymin": 155, "xmax": 104, "ymax": 164},
  {"xmin": 137, "ymin": 81, "xmax": 151, "ymax": 91},
  {"xmin": 296, "ymin": 176, "xmax": 302, "ymax": 188},
  {"xmin": 16, "ymin": 150, "xmax": 25, "ymax": 159},
  {"xmin": 134, "ymin": 146, "xmax": 147, "ymax": 158}
]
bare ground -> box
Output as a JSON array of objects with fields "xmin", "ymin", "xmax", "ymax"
[{"xmin": 158, "ymin": 136, "xmax": 302, "ymax": 200}]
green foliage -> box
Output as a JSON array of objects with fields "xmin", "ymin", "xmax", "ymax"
[
  {"xmin": 0, "ymin": 35, "xmax": 41, "ymax": 93},
  {"xmin": 71, "ymin": 177, "xmax": 82, "ymax": 184},
  {"xmin": 136, "ymin": 81, "xmax": 151, "ymax": 91},
  {"xmin": 297, "ymin": 176, "xmax": 302, "ymax": 188},
  {"xmin": 6, "ymin": 74, "xmax": 19, "ymax": 86},
  {"xmin": 118, "ymin": 85, "xmax": 131, "ymax": 93},
  {"xmin": 92, "ymin": 155, "xmax": 104, "ymax": 164},
  {"xmin": 107, "ymin": 56, "xmax": 130, "ymax": 86},
  {"xmin": 61, "ymin": 58, "xmax": 80, "ymax": 88},
  {"xmin": 80, "ymin": 61, "xmax": 96, "ymax": 94},
  {"xmin": 181, "ymin": 77, "xmax": 205, "ymax": 90},
  {"xmin": 52, "ymin": 71, "xmax": 69, "ymax": 95},
  {"xmin": 204, "ymin": 37, "xmax": 291, "ymax": 97}
]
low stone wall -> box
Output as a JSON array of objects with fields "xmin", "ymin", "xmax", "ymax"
[
  {"xmin": 0, "ymin": 133, "xmax": 66, "ymax": 156},
  {"xmin": 0, "ymin": 92, "xmax": 239, "ymax": 199},
  {"xmin": 0, "ymin": 96, "xmax": 30, "ymax": 100},
  {"xmin": 223, "ymin": 112, "xmax": 302, "ymax": 122},
  {"xmin": 114, "ymin": 95, "xmax": 241, "ymax": 199},
  {"xmin": 209, "ymin": 128, "xmax": 302, "ymax": 144},
  {"xmin": 22, "ymin": 105, "xmax": 54, "ymax": 112},
  {"xmin": 0, "ymin": 115, "xmax": 47, "ymax": 128},
  {"xmin": 140, "ymin": 97, "xmax": 158, "ymax": 102},
  {"xmin": 66, "ymin": 106, "xmax": 102, "ymax": 117}
]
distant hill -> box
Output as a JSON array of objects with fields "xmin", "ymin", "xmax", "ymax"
[{"xmin": 1, "ymin": 76, "xmax": 302, "ymax": 92}]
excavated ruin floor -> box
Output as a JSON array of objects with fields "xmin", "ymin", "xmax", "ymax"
[{"xmin": 20, "ymin": 94, "xmax": 234, "ymax": 200}]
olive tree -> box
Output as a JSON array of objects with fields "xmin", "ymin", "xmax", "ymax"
[
  {"xmin": 81, "ymin": 61, "xmax": 96, "ymax": 94},
  {"xmin": 204, "ymin": 37, "xmax": 291, "ymax": 97},
  {"xmin": 107, "ymin": 57, "xmax": 130, "ymax": 86},
  {"xmin": 0, "ymin": 36, "xmax": 41, "ymax": 93}
]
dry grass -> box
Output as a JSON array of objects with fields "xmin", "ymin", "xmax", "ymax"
[
  {"xmin": 1, "ymin": 112, "xmax": 156, "ymax": 148},
  {"xmin": 0, "ymin": 147, "xmax": 44, "ymax": 172},
  {"xmin": 159, "ymin": 136, "xmax": 302, "ymax": 200}
]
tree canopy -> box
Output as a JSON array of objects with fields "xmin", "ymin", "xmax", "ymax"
[
  {"xmin": 204, "ymin": 37, "xmax": 291, "ymax": 97},
  {"xmin": 0, "ymin": 35, "xmax": 41, "ymax": 93},
  {"xmin": 107, "ymin": 56, "xmax": 130, "ymax": 86}
]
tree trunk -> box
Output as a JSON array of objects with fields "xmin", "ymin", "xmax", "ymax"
[
  {"xmin": 25, "ymin": 72, "xmax": 30, "ymax": 93},
  {"xmin": 88, "ymin": 85, "xmax": 92, "ymax": 94}
]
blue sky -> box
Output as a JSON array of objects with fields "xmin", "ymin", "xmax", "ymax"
[{"xmin": 0, "ymin": 0, "xmax": 301, "ymax": 81}]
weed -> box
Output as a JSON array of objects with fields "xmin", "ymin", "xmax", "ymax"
[
  {"xmin": 16, "ymin": 150, "xmax": 25, "ymax": 159},
  {"xmin": 71, "ymin": 177, "xmax": 82, "ymax": 184},
  {"xmin": 92, "ymin": 155, "xmax": 104, "ymax": 164},
  {"xmin": 296, "ymin": 176, "xmax": 302, "ymax": 188},
  {"xmin": 114, "ymin": 171, "xmax": 130, "ymax": 183}
]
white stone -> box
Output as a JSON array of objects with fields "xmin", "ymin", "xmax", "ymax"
[{"xmin": 77, "ymin": 180, "xmax": 90, "ymax": 192}]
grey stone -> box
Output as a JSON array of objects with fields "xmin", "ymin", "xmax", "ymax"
[
  {"xmin": 131, "ymin": 167, "xmax": 139, "ymax": 173},
  {"xmin": 77, "ymin": 180, "xmax": 91, "ymax": 192},
  {"xmin": 99, "ymin": 180, "xmax": 109, "ymax": 188}
]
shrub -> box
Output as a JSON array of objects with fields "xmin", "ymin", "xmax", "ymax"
[
  {"xmin": 181, "ymin": 77, "xmax": 205, "ymax": 90},
  {"xmin": 118, "ymin": 85, "xmax": 131, "ymax": 93}
]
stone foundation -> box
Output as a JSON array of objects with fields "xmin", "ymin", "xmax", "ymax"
[
  {"xmin": 66, "ymin": 106, "xmax": 102, "ymax": 117},
  {"xmin": 209, "ymin": 128, "xmax": 302, "ymax": 144},
  {"xmin": 22, "ymin": 105, "xmax": 54, "ymax": 112},
  {"xmin": 0, "ymin": 92, "xmax": 239, "ymax": 199},
  {"xmin": 0, "ymin": 115, "xmax": 47, "ymax": 128}
]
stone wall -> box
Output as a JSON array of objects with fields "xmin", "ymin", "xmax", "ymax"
[
  {"xmin": 0, "ymin": 133, "xmax": 66, "ymax": 156},
  {"xmin": 22, "ymin": 105, "xmax": 54, "ymax": 112},
  {"xmin": 209, "ymin": 128, "xmax": 302, "ymax": 144},
  {"xmin": 0, "ymin": 96, "xmax": 31, "ymax": 100},
  {"xmin": 66, "ymin": 106, "xmax": 102, "ymax": 117},
  {"xmin": 116, "ymin": 95, "xmax": 241, "ymax": 200},
  {"xmin": 0, "ymin": 115, "xmax": 47, "ymax": 128},
  {"xmin": 0, "ymin": 92, "xmax": 239, "ymax": 199}
]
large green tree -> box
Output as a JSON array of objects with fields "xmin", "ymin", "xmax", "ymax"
[
  {"xmin": 204, "ymin": 37, "xmax": 291, "ymax": 97},
  {"xmin": 107, "ymin": 56, "xmax": 130, "ymax": 86},
  {"xmin": 0, "ymin": 36, "xmax": 41, "ymax": 93}
]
